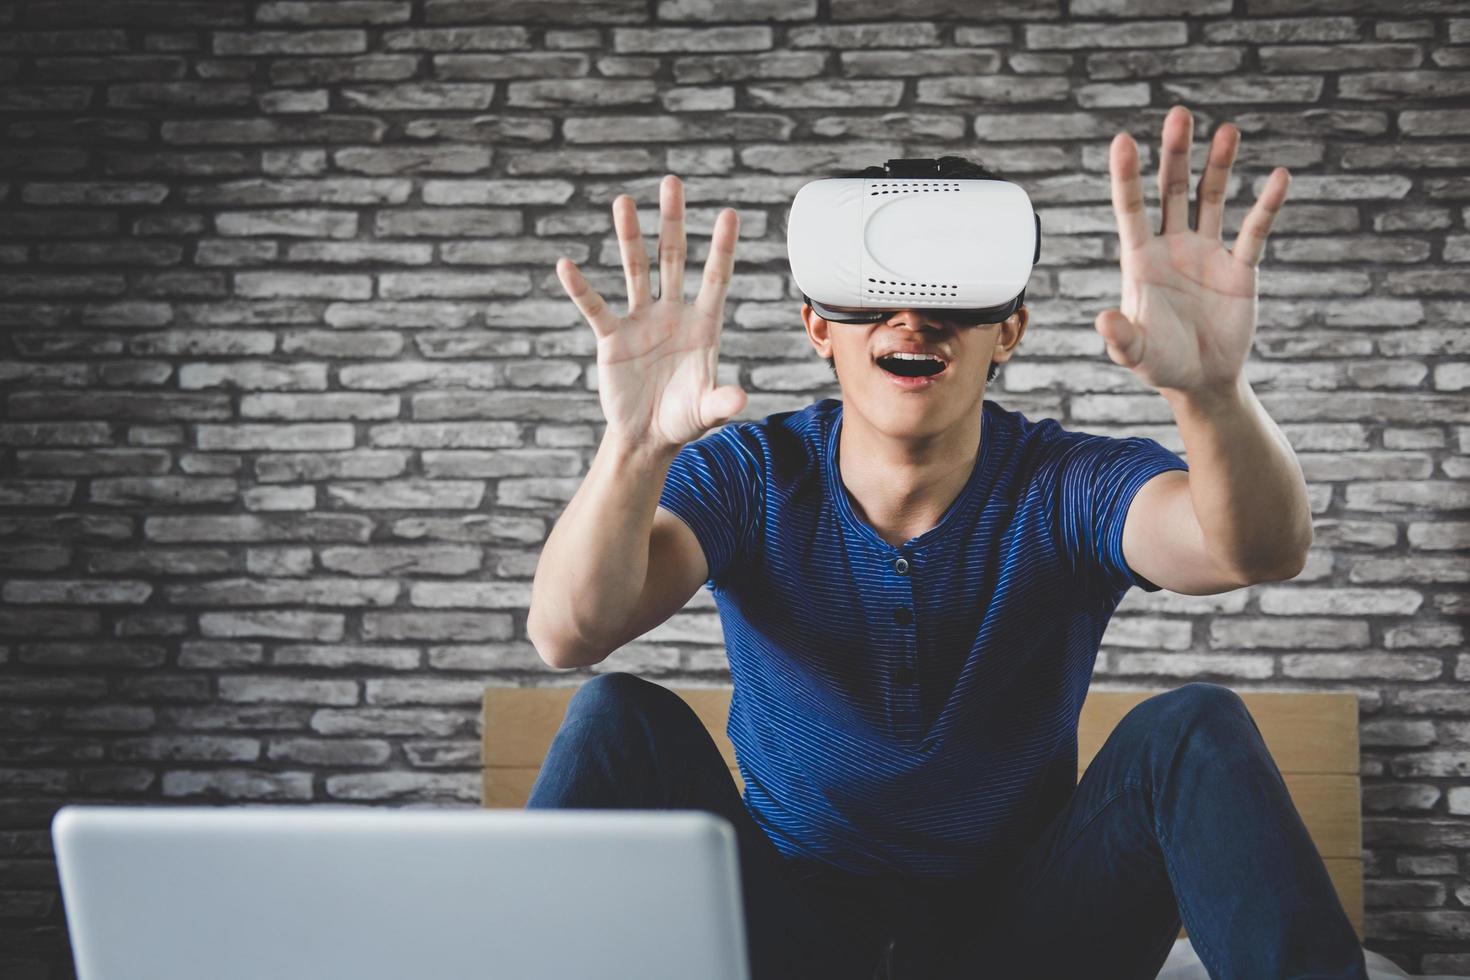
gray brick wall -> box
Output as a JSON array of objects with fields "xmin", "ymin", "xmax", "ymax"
[{"xmin": 0, "ymin": 0, "xmax": 1467, "ymax": 975}]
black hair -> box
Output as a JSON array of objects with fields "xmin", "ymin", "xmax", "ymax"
[{"xmin": 817, "ymin": 156, "xmax": 1013, "ymax": 386}]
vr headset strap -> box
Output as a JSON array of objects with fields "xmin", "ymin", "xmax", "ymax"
[{"xmin": 882, "ymin": 158, "xmax": 942, "ymax": 178}]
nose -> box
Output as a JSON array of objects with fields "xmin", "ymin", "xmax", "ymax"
[{"xmin": 883, "ymin": 309, "xmax": 946, "ymax": 330}]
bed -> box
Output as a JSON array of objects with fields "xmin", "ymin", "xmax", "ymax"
[{"xmin": 483, "ymin": 683, "xmax": 1459, "ymax": 979}]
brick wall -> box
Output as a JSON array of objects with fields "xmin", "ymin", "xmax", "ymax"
[{"xmin": 1, "ymin": 0, "xmax": 1468, "ymax": 975}]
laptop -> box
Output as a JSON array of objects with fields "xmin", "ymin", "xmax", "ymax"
[{"xmin": 52, "ymin": 804, "xmax": 750, "ymax": 980}]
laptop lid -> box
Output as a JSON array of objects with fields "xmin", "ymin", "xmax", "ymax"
[{"xmin": 52, "ymin": 804, "xmax": 750, "ymax": 980}]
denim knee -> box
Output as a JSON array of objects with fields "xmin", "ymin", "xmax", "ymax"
[
  {"xmin": 564, "ymin": 670, "xmax": 685, "ymax": 733},
  {"xmin": 1129, "ymin": 682, "xmax": 1266, "ymax": 761}
]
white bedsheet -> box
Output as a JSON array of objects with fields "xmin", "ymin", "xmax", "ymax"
[{"xmin": 1152, "ymin": 938, "xmax": 1468, "ymax": 980}]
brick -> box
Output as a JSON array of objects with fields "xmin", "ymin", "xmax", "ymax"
[
  {"xmin": 17, "ymin": 643, "xmax": 166, "ymax": 668},
  {"xmin": 0, "ymin": 30, "xmax": 131, "ymax": 52},
  {"xmin": 333, "ymin": 145, "xmax": 491, "ymax": 175},
  {"xmin": 747, "ymin": 79, "xmax": 902, "ymax": 108},
  {"xmin": 145, "ymin": 514, "xmax": 373, "ymax": 543},
  {"xmin": 216, "ymin": 210, "xmax": 357, "ymax": 238},
  {"xmin": 319, "ymin": 545, "xmax": 482, "ymax": 576},
  {"xmin": 89, "ymin": 477, "xmax": 239, "ymax": 506},
  {"xmin": 162, "ymin": 770, "xmax": 313, "ymax": 800},
  {"xmin": 409, "ymin": 582, "xmax": 531, "ymax": 608},
  {"xmin": 213, "ymin": 30, "xmax": 367, "ymax": 56},
  {"xmin": 421, "ymin": 179, "xmax": 573, "ymax": 204},
  {"xmin": 1209, "ymin": 617, "xmax": 1368, "ymax": 649},
  {"xmin": 106, "ymin": 82, "xmax": 253, "ymax": 109},
  {"xmin": 377, "ymin": 271, "xmax": 530, "ymax": 298},
  {"xmin": 267, "ymin": 738, "xmax": 391, "ymax": 766},
  {"xmin": 374, "ymin": 209, "xmax": 522, "ymax": 238},
  {"xmin": 251, "ymin": 452, "xmax": 405, "ymax": 487},
  {"xmin": 361, "ymin": 613, "xmax": 512, "ymax": 642},
  {"xmin": 113, "ymin": 736, "xmax": 260, "ymax": 762},
  {"xmin": 161, "ymin": 117, "xmax": 387, "ymax": 144},
  {"xmin": 234, "ymin": 272, "xmax": 372, "ymax": 300},
  {"xmin": 311, "ymin": 707, "xmax": 470, "ymax": 737},
  {"xmin": 197, "ymin": 423, "xmax": 354, "ymax": 451},
  {"xmin": 613, "ymin": 26, "xmax": 772, "ymax": 53},
  {"xmin": 325, "ymin": 771, "xmax": 478, "ymax": 801},
  {"xmin": 384, "ymin": 27, "xmax": 532, "ymax": 51},
  {"xmin": 268, "ymin": 58, "xmax": 411, "ymax": 89},
  {"xmin": 274, "ymin": 645, "xmax": 420, "ymax": 670},
  {"xmin": 9, "ymin": 390, "xmax": 226, "ymax": 423},
  {"xmin": 340, "ymin": 83, "xmax": 496, "ymax": 111},
  {"xmin": 506, "ymin": 79, "xmax": 655, "ymax": 108},
  {"xmin": 363, "ymin": 675, "xmax": 506, "ymax": 704},
  {"xmin": 186, "ymin": 179, "xmax": 410, "ymax": 205},
  {"xmin": 367, "ymin": 422, "xmax": 521, "ymax": 448},
  {"xmin": 325, "ymin": 480, "xmax": 485, "ymax": 509},
  {"xmin": 256, "ymin": 2, "xmax": 410, "ymax": 25},
  {"xmin": 433, "ymin": 53, "xmax": 587, "ymax": 79},
  {"xmin": 179, "ymin": 362, "xmax": 328, "ymax": 390},
  {"xmin": 168, "ymin": 576, "xmax": 398, "ymax": 607},
  {"xmin": 240, "ymin": 392, "xmax": 400, "ymax": 420},
  {"xmin": 323, "ymin": 301, "xmax": 476, "ymax": 328},
  {"xmin": 1028, "ymin": 21, "xmax": 1186, "ymax": 48}
]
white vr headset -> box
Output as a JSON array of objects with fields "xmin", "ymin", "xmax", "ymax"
[{"xmin": 787, "ymin": 157, "xmax": 1040, "ymax": 324}]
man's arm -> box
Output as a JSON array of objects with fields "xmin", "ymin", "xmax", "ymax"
[
  {"xmin": 1124, "ymin": 378, "xmax": 1312, "ymax": 596},
  {"xmin": 529, "ymin": 173, "xmax": 744, "ymax": 668},
  {"xmin": 527, "ymin": 435, "xmax": 678, "ymax": 670},
  {"xmin": 1097, "ymin": 105, "xmax": 1309, "ymax": 594}
]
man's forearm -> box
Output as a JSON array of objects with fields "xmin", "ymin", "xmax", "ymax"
[
  {"xmin": 527, "ymin": 432, "xmax": 679, "ymax": 667},
  {"xmin": 1161, "ymin": 375, "xmax": 1313, "ymax": 581}
]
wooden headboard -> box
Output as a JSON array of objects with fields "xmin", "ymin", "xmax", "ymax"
[{"xmin": 482, "ymin": 684, "xmax": 1363, "ymax": 942}]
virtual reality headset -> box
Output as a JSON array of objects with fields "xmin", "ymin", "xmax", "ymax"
[{"xmin": 787, "ymin": 157, "xmax": 1040, "ymax": 325}]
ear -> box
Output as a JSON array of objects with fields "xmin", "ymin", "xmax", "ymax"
[
  {"xmin": 992, "ymin": 305, "xmax": 1029, "ymax": 365},
  {"xmin": 801, "ymin": 303, "xmax": 833, "ymax": 359}
]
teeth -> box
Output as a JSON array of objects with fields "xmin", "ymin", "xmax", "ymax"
[{"xmin": 883, "ymin": 352, "xmax": 943, "ymax": 362}]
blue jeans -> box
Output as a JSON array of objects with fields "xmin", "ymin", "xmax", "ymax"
[{"xmin": 525, "ymin": 672, "xmax": 1369, "ymax": 980}]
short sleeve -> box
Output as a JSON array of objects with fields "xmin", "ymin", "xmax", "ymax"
[
  {"xmin": 1048, "ymin": 432, "xmax": 1190, "ymax": 594},
  {"xmin": 656, "ymin": 422, "xmax": 763, "ymax": 590}
]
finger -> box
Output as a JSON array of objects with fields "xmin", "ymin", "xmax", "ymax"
[
  {"xmin": 1095, "ymin": 309, "xmax": 1146, "ymax": 370},
  {"xmin": 699, "ymin": 384, "xmax": 748, "ymax": 431},
  {"xmin": 613, "ymin": 193, "xmax": 652, "ymax": 315},
  {"xmin": 1109, "ymin": 131, "xmax": 1149, "ymax": 254},
  {"xmin": 1196, "ymin": 122, "xmax": 1239, "ymax": 242},
  {"xmin": 1230, "ymin": 167, "xmax": 1291, "ymax": 269},
  {"xmin": 693, "ymin": 207, "xmax": 739, "ymax": 324},
  {"xmin": 1157, "ymin": 104, "xmax": 1194, "ymax": 235},
  {"xmin": 556, "ymin": 256, "xmax": 620, "ymax": 340},
  {"xmin": 657, "ymin": 174, "xmax": 686, "ymax": 304}
]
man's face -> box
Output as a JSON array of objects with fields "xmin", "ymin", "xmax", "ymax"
[{"xmin": 802, "ymin": 304, "xmax": 1028, "ymax": 441}]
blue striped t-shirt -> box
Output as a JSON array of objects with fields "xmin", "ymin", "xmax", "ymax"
[{"xmin": 656, "ymin": 396, "xmax": 1190, "ymax": 878}]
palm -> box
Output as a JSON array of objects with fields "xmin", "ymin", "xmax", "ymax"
[
  {"xmin": 554, "ymin": 174, "xmax": 746, "ymax": 453},
  {"xmin": 1101, "ymin": 106, "xmax": 1291, "ymax": 397},
  {"xmin": 597, "ymin": 303, "xmax": 722, "ymax": 447}
]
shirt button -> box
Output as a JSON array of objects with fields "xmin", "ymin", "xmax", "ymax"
[
  {"xmin": 893, "ymin": 557, "xmax": 909, "ymax": 576},
  {"xmin": 892, "ymin": 606, "xmax": 912, "ymax": 625},
  {"xmin": 891, "ymin": 665, "xmax": 916, "ymax": 686}
]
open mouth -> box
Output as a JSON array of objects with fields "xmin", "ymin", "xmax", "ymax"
[{"xmin": 875, "ymin": 353, "xmax": 948, "ymax": 381}]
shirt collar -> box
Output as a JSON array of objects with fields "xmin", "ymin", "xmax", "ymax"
[{"xmin": 822, "ymin": 399, "xmax": 998, "ymax": 555}]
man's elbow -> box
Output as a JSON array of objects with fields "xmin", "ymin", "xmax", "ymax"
[
  {"xmin": 527, "ymin": 617, "xmax": 603, "ymax": 671},
  {"xmin": 1251, "ymin": 544, "xmax": 1312, "ymax": 584}
]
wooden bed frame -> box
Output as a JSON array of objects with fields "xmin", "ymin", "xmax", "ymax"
[{"xmin": 482, "ymin": 684, "xmax": 1363, "ymax": 942}]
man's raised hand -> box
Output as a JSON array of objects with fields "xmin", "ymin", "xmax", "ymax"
[
  {"xmin": 1099, "ymin": 104, "xmax": 1291, "ymax": 398},
  {"xmin": 555, "ymin": 174, "xmax": 747, "ymax": 453}
]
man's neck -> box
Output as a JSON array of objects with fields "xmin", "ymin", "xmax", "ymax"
[{"xmin": 837, "ymin": 400, "xmax": 985, "ymax": 548}]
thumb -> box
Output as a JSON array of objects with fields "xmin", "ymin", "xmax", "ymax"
[
  {"xmin": 1095, "ymin": 309, "xmax": 1146, "ymax": 369},
  {"xmin": 700, "ymin": 384, "xmax": 747, "ymax": 430}
]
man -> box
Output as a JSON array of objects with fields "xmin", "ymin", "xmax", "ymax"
[{"xmin": 524, "ymin": 105, "xmax": 1368, "ymax": 980}]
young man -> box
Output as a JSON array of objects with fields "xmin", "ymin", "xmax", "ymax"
[{"xmin": 525, "ymin": 105, "xmax": 1368, "ymax": 980}]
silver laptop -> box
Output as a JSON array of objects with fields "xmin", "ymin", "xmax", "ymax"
[{"xmin": 52, "ymin": 804, "xmax": 750, "ymax": 980}]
